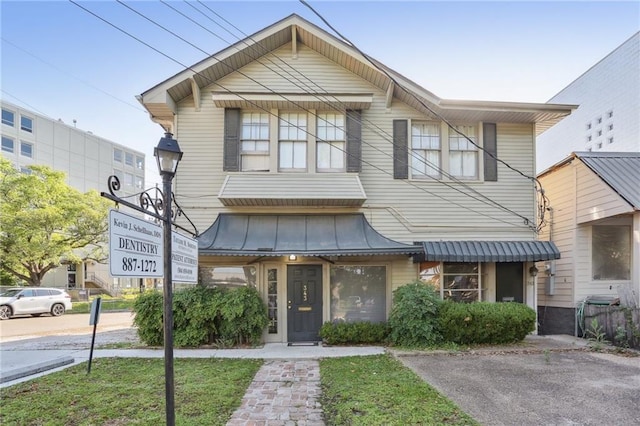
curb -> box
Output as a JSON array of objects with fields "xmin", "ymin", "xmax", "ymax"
[{"xmin": 0, "ymin": 356, "xmax": 75, "ymax": 384}]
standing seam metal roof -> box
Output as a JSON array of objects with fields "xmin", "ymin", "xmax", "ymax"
[{"xmin": 575, "ymin": 152, "xmax": 640, "ymax": 209}]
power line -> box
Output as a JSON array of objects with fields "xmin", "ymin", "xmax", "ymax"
[
  {"xmin": 300, "ymin": 0, "xmax": 551, "ymax": 231},
  {"xmin": 70, "ymin": 0, "xmax": 535, "ymax": 229}
]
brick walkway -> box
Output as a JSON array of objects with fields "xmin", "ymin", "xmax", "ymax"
[{"xmin": 226, "ymin": 360, "xmax": 325, "ymax": 426}]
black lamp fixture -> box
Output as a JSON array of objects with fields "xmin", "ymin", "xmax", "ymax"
[
  {"xmin": 154, "ymin": 132, "xmax": 183, "ymax": 177},
  {"xmin": 529, "ymin": 265, "xmax": 539, "ymax": 277}
]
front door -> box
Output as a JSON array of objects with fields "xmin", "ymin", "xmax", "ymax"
[
  {"xmin": 496, "ymin": 262, "xmax": 524, "ymax": 303},
  {"xmin": 287, "ymin": 265, "xmax": 323, "ymax": 342}
]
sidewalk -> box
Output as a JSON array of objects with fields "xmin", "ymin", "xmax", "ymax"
[{"xmin": 0, "ymin": 343, "xmax": 385, "ymax": 388}]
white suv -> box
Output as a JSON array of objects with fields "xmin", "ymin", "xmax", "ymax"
[{"xmin": 0, "ymin": 287, "xmax": 73, "ymax": 320}]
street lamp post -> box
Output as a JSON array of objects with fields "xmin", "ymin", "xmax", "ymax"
[{"xmin": 154, "ymin": 132, "xmax": 183, "ymax": 426}]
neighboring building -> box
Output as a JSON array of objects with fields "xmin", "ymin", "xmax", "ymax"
[
  {"xmin": 537, "ymin": 32, "xmax": 640, "ymax": 172},
  {"xmin": 138, "ymin": 15, "xmax": 574, "ymax": 343},
  {"xmin": 537, "ymin": 152, "xmax": 640, "ymax": 335},
  {"xmin": 0, "ymin": 100, "xmax": 146, "ymax": 293}
]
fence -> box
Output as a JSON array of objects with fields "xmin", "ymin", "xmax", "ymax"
[{"xmin": 582, "ymin": 305, "xmax": 640, "ymax": 349}]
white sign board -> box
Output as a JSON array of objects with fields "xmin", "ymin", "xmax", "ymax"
[
  {"xmin": 109, "ymin": 209, "xmax": 163, "ymax": 277},
  {"xmin": 171, "ymin": 231, "xmax": 198, "ymax": 283}
]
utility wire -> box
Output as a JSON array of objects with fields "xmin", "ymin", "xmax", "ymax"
[
  {"xmin": 70, "ymin": 0, "xmax": 534, "ymax": 230},
  {"xmin": 300, "ymin": 0, "xmax": 552, "ymax": 231},
  {"xmin": 187, "ymin": 0, "xmax": 532, "ymax": 226},
  {"xmin": 1, "ymin": 37, "xmax": 146, "ymax": 113}
]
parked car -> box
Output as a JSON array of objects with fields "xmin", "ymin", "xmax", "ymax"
[{"xmin": 0, "ymin": 287, "xmax": 73, "ymax": 320}]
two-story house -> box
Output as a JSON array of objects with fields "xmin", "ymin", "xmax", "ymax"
[{"xmin": 139, "ymin": 15, "xmax": 574, "ymax": 343}]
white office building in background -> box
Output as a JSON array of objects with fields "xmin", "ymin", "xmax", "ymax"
[
  {"xmin": 1, "ymin": 99, "xmax": 146, "ymax": 294},
  {"xmin": 537, "ymin": 32, "xmax": 639, "ymax": 172}
]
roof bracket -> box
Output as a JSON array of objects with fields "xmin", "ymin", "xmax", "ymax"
[
  {"xmin": 291, "ymin": 25, "xmax": 298, "ymax": 59},
  {"xmin": 189, "ymin": 77, "xmax": 201, "ymax": 111},
  {"xmin": 385, "ymin": 82, "xmax": 394, "ymax": 109}
]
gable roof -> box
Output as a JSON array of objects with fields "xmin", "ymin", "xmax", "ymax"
[
  {"xmin": 138, "ymin": 14, "xmax": 575, "ymax": 134},
  {"xmin": 575, "ymin": 152, "xmax": 640, "ymax": 209}
]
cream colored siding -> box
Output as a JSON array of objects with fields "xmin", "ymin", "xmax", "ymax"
[
  {"xmin": 575, "ymin": 164, "xmax": 633, "ymax": 223},
  {"xmin": 174, "ymin": 44, "xmax": 539, "ymax": 243},
  {"xmin": 538, "ymin": 162, "xmax": 576, "ymax": 308}
]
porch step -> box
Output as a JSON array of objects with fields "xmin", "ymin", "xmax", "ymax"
[{"xmin": 287, "ymin": 341, "xmax": 319, "ymax": 346}]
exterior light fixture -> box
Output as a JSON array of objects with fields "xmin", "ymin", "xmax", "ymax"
[
  {"xmin": 154, "ymin": 132, "xmax": 183, "ymax": 177},
  {"xmin": 529, "ymin": 265, "xmax": 539, "ymax": 277},
  {"xmin": 289, "ymin": 254, "xmax": 297, "ymax": 261}
]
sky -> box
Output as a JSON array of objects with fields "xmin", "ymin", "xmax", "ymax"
[{"xmin": 1, "ymin": 1, "xmax": 639, "ymax": 186}]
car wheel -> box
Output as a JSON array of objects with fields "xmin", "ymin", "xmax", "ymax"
[
  {"xmin": 51, "ymin": 303, "xmax": 65, "ymax": 317},
  {"xmin": 0, "ymin": 305, "xmax": 12, "ymax": 320}
]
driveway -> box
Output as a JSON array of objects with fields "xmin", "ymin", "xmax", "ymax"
[{"xmin": 395, "ymin": 337, "xmax": 640, "ymax": 426}]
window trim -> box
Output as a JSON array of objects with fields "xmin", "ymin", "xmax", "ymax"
[
  {"xmin": 278, "ymin": 111, "xmax": 308, "ymax": 172},
  {"xmin": 240, "ymin": 111, "xmax": 270, "ymax": 172}
]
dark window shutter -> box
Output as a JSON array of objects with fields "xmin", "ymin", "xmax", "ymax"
[
  {"xmin": 393, "ymin": 119, "xmax": 408, "ymax": 179},
  {"xmin": 223, "ymin": 108, "xmax": 241, "ymax": 171},
  {"xmin": 483, "ymin": 123, "xmax": 497, "ymax": 181},
  {"xmin": 346, "ymin": 110, "xmax": 362, "ymax": 172}
]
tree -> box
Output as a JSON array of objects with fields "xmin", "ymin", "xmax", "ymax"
[{"xmin": 0, "ymin": 157, "xmax": 111, "ymax": 286}]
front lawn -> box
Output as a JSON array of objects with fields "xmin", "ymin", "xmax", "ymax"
[
  {"xmin": 0, "ymin": 358, "xmax": 261, "ymax": 425},
  {"xmin": 1, "ymin": 355, "xmax": 478, "ymax": 425},
  {"xmin": 320, "ymin": 354, "xmax": 478, "ymax": 425}
]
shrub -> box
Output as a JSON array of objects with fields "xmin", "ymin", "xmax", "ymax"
[
  {"xmin": 218, "ymin": 286, "xmax": 269, "ymax": 346},
  {"xmin": 132, "ymin": 285, "xmax": 268, "ymax": 347},
  {"xmin": 132, "ymin": 290, "xmax": 164, "ymax": 346},
  {"xmin": 388, "ymin": 281, "xmax": 442, "ymax": 347},
  {"xmin": 439, "ymin": 301, "xmax": 536, "ymax": 344},
  {"xmin": 320, "ymin": 321, "xmax": 389, "ymax": 345}
]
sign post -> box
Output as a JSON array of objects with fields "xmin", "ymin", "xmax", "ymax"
[{"xmin": 87, "ymin": 297, "xmax": 102, "ymax": 374}]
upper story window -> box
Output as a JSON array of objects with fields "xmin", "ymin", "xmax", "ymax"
[
  {"xmin": 20, "ymin": 141, "xmax": 33, "ymax": 158},
  {"xmin": 113, "ymin": 148, "xmax": 123, "ymax": 163},
  {"xmin": 279, "ymin": 112, "xmax": 307, "ymax": 171},
  {"xmin": 20, "ymin": 115, "xmax": 33, "ymax": 133},
  {"xmin": 411, "ymin": 122, "xmax": 441, "ymax": 178},
  {"xmin": 125, "ymin": 152, "xmax": 134, "ymax": 167},
  {"xmin": 1, "ymin": 136, "xmax": 15, "ymax": 153},
  {"xmin": 316, "ymin": 113, "xmax": 345, "ymax": 172},
  {"xmin": 241, "ymin": 112, "xmax": 270, "ymax": 171},
  {"xmin": 2, "ymin": 109, "xmax": 15, "ymax": 127},
  {"xmin": 135, "ymin": 175, "xmax": 144, "ymax": 189},
  {"xmin": 136, "ymin": 155, "xmax": 144, "ymax": 170},
  {"xmin": 124, "ymin": 172, "xmax": 134, "ymax": 187},
  {"xmin": 449, "ymin": 125, "xmax": 478, "ymax": 179},
  {"xmin": 113, "ymin": 169, "xmax": 124, "ymax": 182}
]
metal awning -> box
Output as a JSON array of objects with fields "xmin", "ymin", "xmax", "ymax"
[
  {"xmin": 419, "ymin": 241, "xmax": 561, "ymax": 262},
  {"xmin": 198, "ymin": 214, "xmax": 423, "ymax": 256}
]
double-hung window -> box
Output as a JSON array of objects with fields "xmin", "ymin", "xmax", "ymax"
[
  {"xmin": 449, "ymin": 125, "xmax": 478, "ymax": 178},
  {"xmin": 1, "ymin": 136, "xmax": 14, "ymax": 153},
  {"xmin": 317, "ymin": 112, "xmax": 345, "ymax": 171},
  {"xmin": 113, "ymin": 148, "xmax": 123, "ymax": 163},
  {"xmin": 20, "ymin": 115, "xmax": 33, "ymax": 133},
  {"xmin": 20, "ymin": 141, "xmax": 33, "ymax": 158},
  {"xmin": 241, "ymin": 112, "xmax": 270, "ymax": 171},
  {"xmin": 2, "ymin": 109, "xmax": 15, "ymax": 127},
  {"xmin": 279, "ymin": 112, "xmax": 307, "ymax": 171},
  {"xmin": 136, "ymin": 155, "xmax": 144, "ymax": 171},
  {"xmin": 411, "ymin": 122, "xmax": 440, "ymax": 178}
]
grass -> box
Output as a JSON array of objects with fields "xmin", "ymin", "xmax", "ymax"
[
  {"xmin": 71, "ymin": 298, "xmax": 136, "ymax": 314},
  {"xmin": 1, "ymin": 354, "xmax": 480, "ymax": 425},
  {"xmin": 320, "ymin": 354, "xmax": 479, "ymax": 425},
  {"xmin": 0, "ymin": 358, "xmax": 262, "ymax": 426}
]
